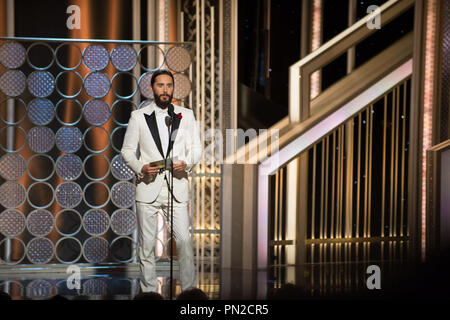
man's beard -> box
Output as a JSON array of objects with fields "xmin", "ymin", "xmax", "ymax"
[{"xmin": 154, "ymin": 93, "xmax": 173, "ymax": 109}]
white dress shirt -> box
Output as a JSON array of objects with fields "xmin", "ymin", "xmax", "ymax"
[{"xmin": 154, "ymin": 106, "xmax": 170, "ymax": 157}]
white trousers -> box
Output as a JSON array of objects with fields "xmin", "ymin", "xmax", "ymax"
[{"xmin": 135, "ymin": 183, "xmax": 196, "ymax": 293}]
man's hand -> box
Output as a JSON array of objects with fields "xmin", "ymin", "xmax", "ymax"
[
  {"xmin": 172, "ymin": 160, "xmax": 187, "ymax": 172},
  {"xmin": 141, "ymin": 163, "xmax": 159, "ymax": 175}
]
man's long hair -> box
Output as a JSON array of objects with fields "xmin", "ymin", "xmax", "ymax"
[{"xmin": 150, "ymin": 69, "xmax": 174, "ymax": 88}]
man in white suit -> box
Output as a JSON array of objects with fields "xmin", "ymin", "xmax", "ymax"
[{"xmin": 121, "ymin": 69, "xmax": 202, "ymax": 293}]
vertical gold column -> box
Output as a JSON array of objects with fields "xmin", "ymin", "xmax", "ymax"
[
  {"xmin": 194, "ymin": 0, "xmax": 201, "ymax": 273},
  {"xmin": 331, "ymin": 132, "xmax": 336, "ymax": 238},
  {"xmin": 311, "ymin": 145, "xmax": 317, "ymax": 239},
  {"xmin": 389, "ymin": 88, "xmax": 396, "ymax": 237},
  {"xmin": 363, "ymin": 110, "xmax": 369, "ymax": 237},
  {"xmin": 356, "ymin": 114, "xmax": 361, "ymax": 238},
  {"xmin": 421, "ymin": 0, "xmax": 439, "ymax": 259},
  {"xmin": 400, "ymin": 82, "xmax": 407, "ymax": 236},
  {"xmin": 210, "ymin": 6, "xmax": 216, "ymax": 270},
  {"xmin": 310, "ymin": 0, "xmax": 322, "ymax": 100},
  {"xmin": 345, "ymin": 120, "xmax": 354, "ymax": 238},
  {"xmin": 340, "ymin": 127, "xmax": 345, "ymax": 237},
  {"xmin": 279, "ymin": 168, "xmax": 284, "ymax": 265},
  {"xmin": 286, "ymin": 157, "xmax": 299, "ymax": 264},
  {"xmin": 324, "ymin": 136, "xmax": 329, "ymax": 239},
  {"xmin": 367, "ymin": 105, "xmax": 373, "ymax": 237},
  {"xmin": 393, "ymin": 85, "xmax": 400, "ymax": 236},
  {"xmin": 320, "ymin": 140, "xmax": 325, "ymax": 239},
  {"xmin": 297, "ymin": 153, "xmax": 309, "ymax": 267},
  {"xmin": 274, "ymin": 170, "xmax": 279, "ymax": 249},
  {"xmin": 337, "ymin": 127, "xmax": 343, "ymax": 238},
  {"xmin": 200, "ymin": 0, "xmax": 206, "ymax": 277},
  {"xmin": 381, "ymin": 96, "xmax": 387, "ymax": 237},
  {"xmin": 336, "ymin": 131, "xmax": 341, "ymax": 238}
]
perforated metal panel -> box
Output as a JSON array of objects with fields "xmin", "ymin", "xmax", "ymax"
[
  {"xmin": 27, "ymin": 126, "xmax": 54, "ymax": 153},
  {"xmin": 0, "ymin": 153, "xmax": 26, "ymax": 180},
  {"xmin": 26, "ymin": 237, "xmax": 54, "ymax": 264},
  {"xmin": 166, "ymin": 46, "xmax": 192, "ymax": 72},
  {"xmin": 173, "ymin": 73, "xmax": 192, "ymax": 99},
  {"xmin": 0, "ymin": 41, "xmax": 26, "ymax": 69},
  {"xmin": 83, "ymin": 237, "xmax": 109, "ymax": 263},
  {"xmin": 111, "ymin": 155, "xmax": 134, "ymax": 181},
  {"xmin": 55, "ymin": 182, "xmax": 83, "ymax": 208},
  {"xmin": 0, "ymin": 181, "xmax": 26, "ymax": 208},
  {"xmin": 27, "ymin": 209, "xmax": 54, "ymax": 237},
  {"xmin": 27, "ymin": 98, "xmax": 55, "ymax": 125},
  {"xmin": 56, "ymin": 154, "xmax": 83, "ymax": 180},
  {"xmin": 83, "ymin": 45, "xmax": 110, "ymax": 71},
  {"xmin": 138, "ymin": 72, "xmax": 154, "ymax": 98},
  {"xmin": 84, "ymin": 72, "xmax": 110, "ymax": 98},
  {"xmin": 55, "ymin": 126, "xmax": 83, "ymax": 153},
  {"xmin": 111, "ymin": 45, "xmax": 137, "ymax": 71},
  {"xmin": 0, "ymin": 70, "xmax": 26, "ymax": 97},
  {"xmin": 111, "ymin": 209, "xmax": 137, "ymax": 235},
  {"xmin": 83, "ymin": 99, "xmax": 111, "ymax": 125},
  {"xmin": 0, "ymin": 209, "xmax": 26, "ymax": 237},
  {"xmin": 83, "ymin": 209, "xmax": 110, "ymax": 236},
  {"xmin": 111, "ymin": 181, "xmax": 136, "ymax": 208},
  {"xmin": 0, "ymin": 38, "xmax": 194, "ymax": 267},
  {"xmin": 27, "ymin": 71, "xmax": 55, "ymax": 98}
]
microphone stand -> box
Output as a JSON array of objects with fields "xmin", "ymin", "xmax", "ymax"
[
  {"xmin": 165, "ymin": 115, "xmax": 174, "ymax": 300},
  {"xmin": 170, "ymin": 128, "xmax": 174, "ymax": 300}
]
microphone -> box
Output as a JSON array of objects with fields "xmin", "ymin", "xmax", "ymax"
[
  {"xmin": 168, "ymin": 103, "xmax": 174, "ymax": 115},
  {"xmin": 165, "ymin": 115, "xmax": 172, "ymax": 128}
]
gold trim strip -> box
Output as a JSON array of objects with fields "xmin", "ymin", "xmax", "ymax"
[
  {"xmin": 363, "ymin": 109, "xmax": 369, "ymax": 237},
  {"xmin": 381, "ymin": 96, "xmax": 387, "ymax": 237},
  {"xmin": 279, "ymin": 167, "xmax": 284, "ymax": 265},
  {"xmin": 346, "ymin": 120, "xmax": 354, "ymax": 238},
  {"xmin": 275, "ymin": 175, "xmax": 279, "ymax": 264},
  {"xmin": 400, "ymin": 81, "xmax": 406, "ymax": 237},
  {"xmin": 368, "ymin": 104, "xmax": 373, "ymax": 237},
  {"xmin": 389, "ymin": 88, "xmax": 395, "ymax": 237},
  {"xmin": 209, "ymin": 5, "xmax": 216, "ymax": 268},
  {"xmin": 274, "ymin": 171, "xmax": 279, "ymax": 242},
  {"xmin": 341, "ymin": 126, "xmax": 345, "ymax": 237},
  {"xmin": 324, "ymin": 136, "xmax": 329, "ymax": 239},
  {"xmin": 331, "ymin": 132, "xmax": 336, "ymax": 238},
  {"xmin": 336, "ymin": 126, "xmax": 342, "ymax": 238},
  {"xmin": 394, "ymin": 84, "xmax": 400, "ymax": 236},
  {"xmin": 311, "ymin": 146, "xmax": 316, "ymax": 239},
  {"xmin": 338, "ymin": 126, "xmax": 344, "ymax": 238},
  {"xmin": 356, "ymin": 114, "xmax": 361, "ymax": 238},
  {"xmin": 320, "ymin": 138, "xmax": 325, "ymax": 239}
]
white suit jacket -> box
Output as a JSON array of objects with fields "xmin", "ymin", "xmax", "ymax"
[{"xmin": 121, "ymin": 102, "xmax": 202, "ymax": 203}]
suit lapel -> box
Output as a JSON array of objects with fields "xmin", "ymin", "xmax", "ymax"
[
  {"xmin": 166, "ymin": 107, "xmax": 181, "ymax": 157},
  {"xmin": 144, "ymin": 112, "xmax": 165, "ymax": 159}
]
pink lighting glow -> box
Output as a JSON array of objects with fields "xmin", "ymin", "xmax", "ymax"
[{"xmin": 421, "ymin": 0, "xmax": 437, "ymax": 261}]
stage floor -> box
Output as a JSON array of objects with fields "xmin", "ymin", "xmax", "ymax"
[{"xmin": 2, "ymin": 259, "xmax": 442, "ymax": 300}]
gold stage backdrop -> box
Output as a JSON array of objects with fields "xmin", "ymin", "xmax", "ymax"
[{"xmin": 0, "ymin": 37, "xmax": 195, "ymax": 266}]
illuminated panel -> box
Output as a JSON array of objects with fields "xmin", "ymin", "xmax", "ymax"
[
  {"xmin": 310, "ymin": 0, "xmax": 322, "ymax": 100},
  {"xmin": 421, "ymin": 0, "xmax": 438, "ymax": 260}
]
